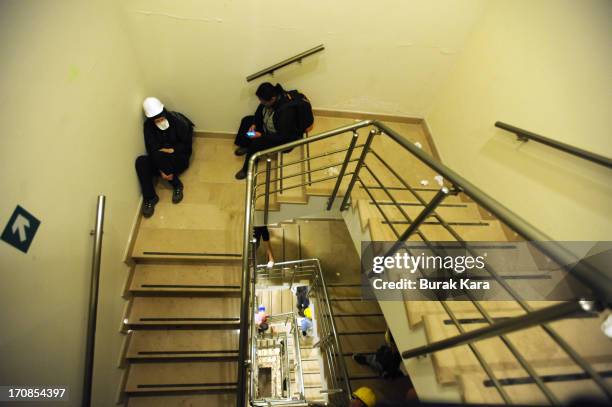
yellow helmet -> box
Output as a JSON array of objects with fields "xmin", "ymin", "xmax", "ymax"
[
  {"xmin": 352, "ymin": 386, "xmax": 376, "ymax": 407},
  {"xmin": 304, "ymin": 307, "xmax": 312, "ymax": 319}
]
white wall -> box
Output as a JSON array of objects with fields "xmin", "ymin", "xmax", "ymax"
[
  {"xmin": 120, "ymin": 0, "xmax": 487, "ymax": 131},
  {"xmin": 427, "ymin": 0, "xmax": 612, "ymax": 240},
  {"xmin": 0, "ymin": 1, "xmax": 146, "ymax": 405}
]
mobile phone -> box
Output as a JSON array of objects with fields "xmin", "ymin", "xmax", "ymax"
[{"xmin": 247, "ymin": 130, "xmax": 256, "ymax": 138}]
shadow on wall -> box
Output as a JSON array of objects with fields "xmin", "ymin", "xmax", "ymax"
[{"xmin": 479, "ymin": 128, "xmax": 612, "ymax": 219}]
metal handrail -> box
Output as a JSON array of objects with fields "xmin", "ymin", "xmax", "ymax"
[
  {"xmin": 495, "ymin": 121, "xmax": 612, "ymax": 169},
  {"xmin": 250, "ymin": 259, "xmax": 351, "ymax": 405},
  {"xmin": 83, "ymin": 195, "xmax": 105, "ymax": 407},
  {"xmin": 236, "ymin": 119, "xmax": 612, "ymax": 406},
  {"xmin": 246, "ymin": 44, "xmax": 325, "ymax": 82}
]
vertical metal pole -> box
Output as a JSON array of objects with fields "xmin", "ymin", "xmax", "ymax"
[
  {"xmin": 264, "ymin": 157, "xmax": 272, "ymax": 225},
  {"xmin": 238, "ymin": 156, "xmax": 257, "ymax": 407},
  {"xmin": 383, "ymin": 187, "xmax": 450, "ymax": 261},
  {"xmin": 279, "ymin": 152, "xmax": 284, "ymax": 194},
  {"xmin": 305, "ymin": 136, "xmax": 313, "ymax": 186},
  {"xmin": 83, "ymin": 195, "xmax": 105, "ymax": 407},
  {"xmin": 293, "ymin": 313, "xmax": 306, "ymax": 400},
  {"xmin": 249, "ymin": 238, "xmax": 258, "ymax": 403},
  {"xmin": 339, "ymin": 129, "xmax": 377, "ymax": 211},
  {"xmin": 327, "ymin": 131, "xmax": 359, "ymax": 210}
]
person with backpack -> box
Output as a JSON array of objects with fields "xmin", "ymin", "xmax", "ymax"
[
  {"xmin": 135, "ymin": 97, "xmax": 195, "ymax": 217},
  {"xmin": 234, "ymin": 82, "xmax": 313, "ymax": 180}
]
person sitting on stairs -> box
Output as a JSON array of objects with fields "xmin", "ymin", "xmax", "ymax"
[
  {"xmin": 234, "ymin": 82, "xmax": 313, "ymax": 180},
  {"xmin": 352, "ymin": 329, "xmax": 403, "ymax": 380},
  {"xmin": 135, "ymin": 97, "xmax": 194, "ymax": 218}
]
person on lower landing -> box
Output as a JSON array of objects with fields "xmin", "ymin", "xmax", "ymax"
[
  {"xmin": 352, "ymin": 330, "xmax": 403, "ymax": 379},
  {"xmin": 234, "ymin": 82, "xmax": 313, "ymax": 180},
  {"xmin": 135, "ymin": 97, "xmax": 194, "ymax": 218}
]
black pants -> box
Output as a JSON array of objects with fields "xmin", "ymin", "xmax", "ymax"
[
  {"xmin": 135, "ymin": 152, "xmax": 189, "ymax": 200},
  {"xmin": 235, "ymin": 115, "xmax": 290, "ymax": 172},
  {"xmin": 253, "ymin": 226, "xmax": 270, "ymax": 248}
]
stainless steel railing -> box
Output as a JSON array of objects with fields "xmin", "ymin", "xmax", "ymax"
[
  {"xmin": 236, "ymin": 120, "xmax": 612, "ymax": 406},
  {"xmin": 254, "ymin": 259, "xmax": 351, "ymax": 406},
  {"xmin": 495, "ymin": 121, "xmax": 612, "ymax": 169},
  {"xmin": 250, "ymin": 310, "xmax": 305, "ymax": 405},
  {"xmin": 246, "ymin": 44, "xmax": 325, "ymax": 82},
  {"xmin": 83, "ymin": 195, "xmax": 105, "ymax": 407}
]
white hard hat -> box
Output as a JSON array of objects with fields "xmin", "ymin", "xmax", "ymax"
[{"xmin": 143, "ymin": 97, "xmax": 164, "ymax": 118}]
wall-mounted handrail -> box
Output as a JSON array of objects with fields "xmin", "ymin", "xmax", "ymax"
[
  {"xmin": 495, "ymin": 121, "xmax": 612, "ymax": 169},
  {"xmin": 246, "ymin": 44, "xmax": 325, "ymax": 82},
  {"xmin": 83, "ymin": 195, "xmax": 105, "ymax": 407}
]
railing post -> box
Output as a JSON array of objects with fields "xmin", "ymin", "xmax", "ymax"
[
  {"xmin": 327, "ymin": 131, "xmax": 359, "ymax": 210},
  {"xmin": 383, "ymin": 186, "xmax": 450, "ymax": 261},
  {"xmin": 264, "ymin": 157, "xmax": 272, "ymax": 225},
  {"xmin": 339, "ymin": 129, "xmax": 377, "ymax": 211}
]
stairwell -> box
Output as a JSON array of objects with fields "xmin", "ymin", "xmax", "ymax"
[
  {"xmin": 117, "ymin": 113, "xmax": 611, "ymax": 406},
  {"xmin": 250, "ymin": 113, "xmax": 612, "ymax": 404},
  {"xmin": 120, "ymin": 137, "xmax": 245, "ymax": 406}
]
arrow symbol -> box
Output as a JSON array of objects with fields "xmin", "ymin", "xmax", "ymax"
[{"xmin": 12, "ymin": 215, "xmax": 30, "ymax": 242}]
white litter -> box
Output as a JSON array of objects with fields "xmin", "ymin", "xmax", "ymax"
[
  {"xmin": 434, "ymin": 175, "xmax": 444, "ymax": 186},
  {"xmin": 420, "ymin": 179, "xmax": 429, "ymax": 186},
  {"xmin": 602, "ymin": 314, "xmax": 612, "ymax": 338},
  {"xmin": 414, "ymin": 142, "xmax": 422, "ymax": 149}
]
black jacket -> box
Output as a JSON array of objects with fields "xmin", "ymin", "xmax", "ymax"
[
  {"xmin": 252, "ymin": 85, "xmax": 300, "ymax": 142},
  {"xmin": 376, "ymin": 345, "xmax": 402, "ymax": 375},
  {"xmin": 143, "ymin": 111, "xmax": 194, "ymax": 158}
]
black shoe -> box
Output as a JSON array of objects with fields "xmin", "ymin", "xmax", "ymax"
[
  {"xmin": 352, "ymin": 353, "xmax": 368, "ymax": 366},
  {"xmin": 172, "ymin": 185, "xmax": 183, "ymax": 204},
  {"xmin": 234, "ymin": 147, "xmax": 248, "ymax": 156},
  {"xmin": 142, "ymin": 196, "xmax": 159, "ymax": 218},
  {"xmin": 235, "ymin": 169, "xmax": 247, "ymax": 180}
]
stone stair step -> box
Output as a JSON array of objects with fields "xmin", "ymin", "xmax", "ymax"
[
  {"xmin": 339, "ymin": 332, "xmax": 386, "ymax": 355},
  {"xmin": 331, "ymin": 299, "xmax": 382, "ymax": 316},
  {"xmin": 327, "ymin": 285, "xmax": 363, "ymax": 299},
  {"xmin": 125, "ymin": 328, "xmax": 239, "ymax": 360},
  {"xmin": 125, "ymin": 296, "xmax": 240, "ymax": 327},
  {"xmin": 459, "ymin": 364, "xmax": 612, "ymax": 405},
  {"xmin": 424, "ymin": 311, "xmax": 612, "ymax": 385},
  {"xmin": 129, "ymin": 262, "xmax": 241, "ymax": 294},
  {"xmin": 335, "ymin": 315, "xmax": 387, "ymax": 334},
  {"xmin": 124, "ymin": 360, "xmax": 237, "ymax": 393},
  {"xmin": 404, "ymin": 300, "xmax": 558, "ymax": 328},
  {"xmin": 127, "ymin": 393, "xmax": 236, "ymax": 406}
]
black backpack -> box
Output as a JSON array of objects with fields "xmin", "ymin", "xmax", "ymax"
[
  {"xmin": 282, "ymin": 90, "xmax": 314, "ymax": 135},
  {"xmin": 171, "ymin": 111, "xmax": 195, "ymax": 130}
]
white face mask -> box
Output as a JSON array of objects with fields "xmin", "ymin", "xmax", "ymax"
[{"xmin": 155, "ymin": 118, "xmax": 170, "ymax": 131}]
